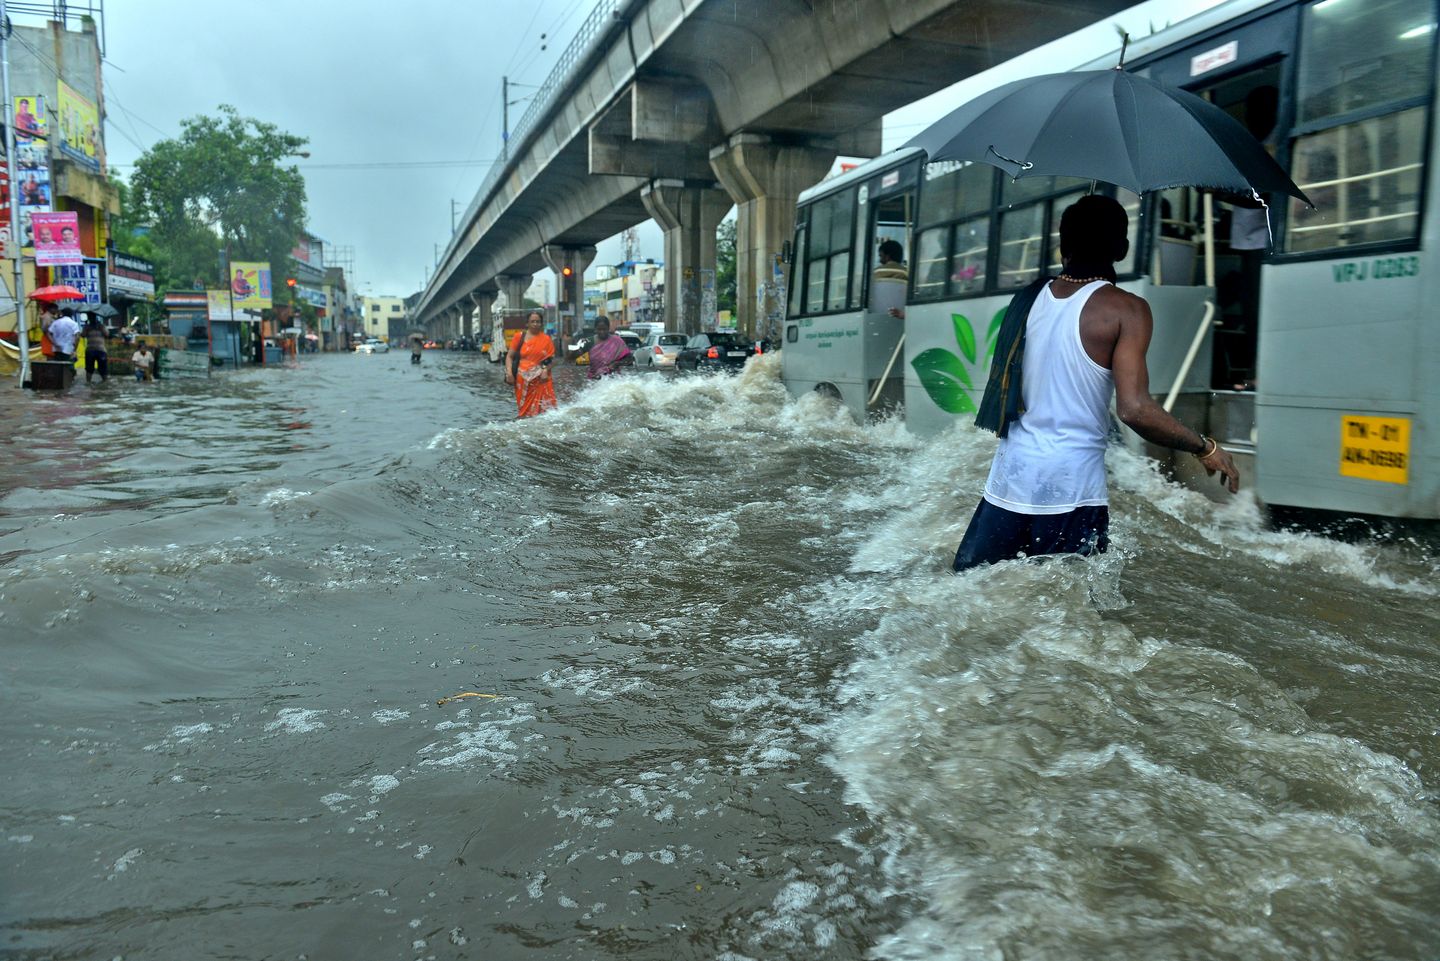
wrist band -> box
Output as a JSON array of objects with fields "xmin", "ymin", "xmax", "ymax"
[{"xmin": 1195, "ymin": 436, "xmax": 1217, "ymax": 460}]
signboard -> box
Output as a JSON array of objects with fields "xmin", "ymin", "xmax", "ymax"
[
  {"xmin": 229, "ymin": 261, "xmax": 272, "ymax": 309},
  {"xmin": 108, "ymin": 251, "xmax": 156, "ymax": 298},
  {"xmin": 1340, "ymin": 415, "xmax": 1410, "ymax": 485},
  {"xmin": 56, "ymin": 259, "xmax": 103, "ymax": 305},
  {"xmin": 31, "ymin": 210, "xmax": 81, "ymax": 266},
  {"xmin": 206, "ymin": 289, "xmax": 238, "ymax": 321},
  {"xmin": 1191, "ymin": 40, "xmax": 1238, "ymax": 77},
  {"xmin": 56, "ymin": 80, "xmax": 101, "ymax": 172},
  {"xmin": 299, "ymin": 286, "xmax": 326, "ymax": 307}
]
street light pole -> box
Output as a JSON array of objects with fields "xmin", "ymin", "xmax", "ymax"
[{"xmin": 1, "ymin": 1, "xmax": 30, "ymax": 387}]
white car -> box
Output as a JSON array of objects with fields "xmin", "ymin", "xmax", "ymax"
[
  {"xmin": 355, "ymin": 339, "xmax": 390, "ymax": 354},
  {"xmin": 635, "ymin": 331, "xmax": 687, "ymax": 368}
]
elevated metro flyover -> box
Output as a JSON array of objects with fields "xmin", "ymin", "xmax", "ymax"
[{"xmin": 414, "ymin": 0, "xmax": 1132, "ymax": 342}]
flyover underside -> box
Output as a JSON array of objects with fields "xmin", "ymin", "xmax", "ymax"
[
  {"xmin": 417, "ymin": 0, "xmax": 1133, "ymax": 325},
  {"xmin": 426, "ymin": 138, "xmax": 652, "ymax": 309}
]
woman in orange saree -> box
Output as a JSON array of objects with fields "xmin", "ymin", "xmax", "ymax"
[{"xmin": 505, "ymin": 311, "xmax": 558, "ymax": 418}]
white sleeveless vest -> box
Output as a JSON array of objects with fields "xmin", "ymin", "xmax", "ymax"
[{"xmin": 983, "ymin": 280, "xmax": 1114, "ymax": 515}]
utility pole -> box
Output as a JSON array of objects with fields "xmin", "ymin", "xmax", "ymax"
[
  {"xmin": 434, "ymin": 243, "xmax": 440, "ymax": 267},
  {"xmin": 502, "ymin": 77, "xmax": 538, "ymax": 162},
  {"xmin": 451, "ymin": 198, "xmax": 459, "ymax": 233},
  {"xmin": 1, "ymin": 0, "xmax": 31, "ymax": 387}
]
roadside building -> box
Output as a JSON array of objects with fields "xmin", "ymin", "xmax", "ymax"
[
  {"xmin": 0, "ymin": 11, "xmax": 120, "ymax": 355},
  {"xmin": 362, "ymin": 296, "xmax": 404, "ymax": 341}
]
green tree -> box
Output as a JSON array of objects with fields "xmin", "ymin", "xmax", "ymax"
[
  {"xmin": 715, "ymin": 217, "xmax": 736, "ymax": 315},
  {"xmin": 129, "ymin": 105, "xmax": 307, "ymax": 289},
  {"xmin": 108, "ymin": 172, "xmax": 173, "ymax": 293}
]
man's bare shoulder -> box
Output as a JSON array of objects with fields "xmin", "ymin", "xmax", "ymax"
[{"xmin": 1086, "ymin": 284, "xmax": 1151, "ymax": 326}]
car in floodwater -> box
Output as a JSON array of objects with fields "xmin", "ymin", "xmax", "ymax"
[
  {"xmin": 675, "ymin": 332, "xmax": 758, "ymax": 372},
  {"xmin": 354, "ymin": 338, "xmax": 390, "ymax": 354},
  {"xmin": 635, "ymin": 331, "xmax": 687, "ymax": 369}
]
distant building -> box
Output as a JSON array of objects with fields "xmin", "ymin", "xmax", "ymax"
[{"xmin": 362, "ymin": 296, "xmax": 405, "ymax": 341}]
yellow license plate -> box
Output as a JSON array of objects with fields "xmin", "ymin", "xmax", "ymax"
[{"xmin": 1339, "ymin": 415, "xmax": 1410, "ymax": 485}]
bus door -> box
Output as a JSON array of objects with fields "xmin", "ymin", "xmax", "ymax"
[
  {"xmin": 1142, "ymin": 6, "xmax": 1298, "ymax": 391},
  {"xmin": 859, "ymin": 165, "xmax": 916, "ymax": 410}
]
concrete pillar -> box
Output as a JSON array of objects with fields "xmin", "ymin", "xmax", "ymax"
[
  {"xmin": 459, "ymin": 302, "xmax": 475, "ymax": 343},
  {"xmin": 641, "ymin": 180, "xmax": 732, "ymax": 335},
  {"xmin": 498, "ymin": 273, "xmax": 533, "ymax": 323},
  {"xmin": 709, "ymin": 134, "xmax": 835, "ymax": 339},
  {"xmin": 541, "ymin": 245, "xmax": 596, "ymax": 348},
  {"xmin": 470, "ymin": 289, "xmax": 496, "ymax": 343}
]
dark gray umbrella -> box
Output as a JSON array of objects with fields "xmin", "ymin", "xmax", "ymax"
[
  {"xmin": 904, "ymin": 69, "xmax": 1311, "ymax": 206},
  {"xmin": 90, "ymin": 303, "xmax": 119, "ymax": 319}
]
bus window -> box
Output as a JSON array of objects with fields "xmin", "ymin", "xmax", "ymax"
[
  {"xmin": 1285, "ymin": 0, "xmax": 1434, "ymax": 252},
  {"xmin": 999, "ymin": 204, "xmax": 1045, "ymax": 288},
  {"xmin": 802, "ymin": 189, "xmax": 855, "ymax": 313},
  {"xmin": 788, "ymin": 224, "xmax": 806, "ymax": 317},
  {"xmin": 951, "ymin": 218, "xmax": 989, "ymax": 293},
  {"xmin": 998, "ymin": 177, "xmax": 1088, "ymax": 288},
  {"xmin": 913, "ymin": 226, "xmax": 948, "ymax": 299},
  {"xmin": 913, "ymin": 162, "xmax": 995, "ymax": 300}
]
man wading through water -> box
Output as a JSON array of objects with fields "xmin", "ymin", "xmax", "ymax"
[{"xmin": 954, "ymin": 194, "xmax": 1240, "ymax": 571}]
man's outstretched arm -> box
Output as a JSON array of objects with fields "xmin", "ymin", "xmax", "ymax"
[{"xmin": 1112, "ymin": 298, "xmax": 1241, "ymax": 493}]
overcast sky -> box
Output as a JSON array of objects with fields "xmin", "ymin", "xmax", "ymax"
[{"xmin": 95, "ymin": 0, "xmax": 1228, "ymax": 299}]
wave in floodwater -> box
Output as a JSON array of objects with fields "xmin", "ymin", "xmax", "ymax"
[{"xmin": 1, "ymin": 353, "xmax": 1437, "ymax": 960}]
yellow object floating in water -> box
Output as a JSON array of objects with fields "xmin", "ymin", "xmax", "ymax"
[{"xmin": 436, "ymin": 691, "xmax": 499, "ymax": 706}]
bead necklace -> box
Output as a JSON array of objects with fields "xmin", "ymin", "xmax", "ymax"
[{"xmin": 1055, "ymin": 274, "xmax": 1110, "ymax": 285}]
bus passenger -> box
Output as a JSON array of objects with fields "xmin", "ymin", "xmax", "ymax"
[
  {"xmin": 873, "ymin": 239, "xmax": 909, "ymax": 319},
  {"xmin": 953, "ymin": 195, "xmax": 1239, "ymax": 571}
]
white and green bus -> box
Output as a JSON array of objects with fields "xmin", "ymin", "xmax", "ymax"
[{"xmin": 783, "ymin": 0, "xmax": 1438, "ymax": 521}]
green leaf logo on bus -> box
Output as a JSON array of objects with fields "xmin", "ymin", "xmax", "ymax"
[{"xmin": 912, "ymin": 308, "xmax": 1005, "ymax": 415}]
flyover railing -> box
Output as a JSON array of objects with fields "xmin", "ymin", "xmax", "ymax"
[{"xmin": 431, "ymin": 0, "xmax": 623, "ymax": 303}]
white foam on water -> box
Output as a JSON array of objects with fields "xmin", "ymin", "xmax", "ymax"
[
  {"xmin": 167, "ymin": 723, "xmax": 212, "ymax": 741},
  {"xmin": 259, "ymin": 488, "xmax": 311, "ymax": 508},
  {"xmin": 371, "ymin": 709, "xmax": 410, "ymax": 725},
  {"xmin": 418, "ymin": 702, "xmax": 536, "ymax": 771},
  {"xmin": 107, "ymin": 847, "xmax": 143, "ymax": 879},
  {"xmin": 368, "ymin": 774, "xmax": 399, "ymax": 797},
  {"xmin": 265, "ymin": 708, "xmax": 326, "ymax": 735},
  {"xmin": 813, "ymin": 425, "xmax": 1440, "ymax": 958}
]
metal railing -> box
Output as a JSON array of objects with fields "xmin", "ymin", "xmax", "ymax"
[{"xmin": 430, "ymin": 0, "xmax": 622, "ymax": 305}]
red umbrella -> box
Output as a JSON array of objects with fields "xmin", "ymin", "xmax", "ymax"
[{"xmin": 29, "ymin": 284, "xmax": 84, "ymax": 303}]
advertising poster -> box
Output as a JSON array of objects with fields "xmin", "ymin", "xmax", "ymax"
[
  {"xmin": 229, "ymin": 261, "xmax": 272, "ymax": 309},
  {"xmin": 56, "ymin": 259, "xmax": 104, "ymax": 305},
  {"xmin": 13, "ymin": 95, "xmax": 44, "ymax": 142},
  {"xmin": 206, "ymin": 289, "xmax": 238, "ymax": 321},
  {"xmin": 14, "ymin": 94, "xmax": 51, "ymax": 250},
  {"xmin": 57, "ymin": 81, "xmax": 100, "ymax": 172},
  {"xmin": 31, "ymin": 210, "xmax": 81, "ymax": 266}
]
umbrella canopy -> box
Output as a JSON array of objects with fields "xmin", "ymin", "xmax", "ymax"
[
  {"xmin": 904, "ymin": 69, "xmax": 1311, "ymax": 205},
  {"xmin": 28, "ymin": 284, "xmax": 84, "ymax": 303},
  {"xmin": 89, "ymin": 303, "xmax": 119, "ymax": 319}
]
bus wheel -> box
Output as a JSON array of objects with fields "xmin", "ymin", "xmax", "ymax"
[{"xmin": 814, "ymin": 383, "xmax": 842, "ymax": 402}]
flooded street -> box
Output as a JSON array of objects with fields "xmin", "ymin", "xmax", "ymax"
[{"xmin": 2, "ymin": 353, "xmax": 1438, "ymax": 960}]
